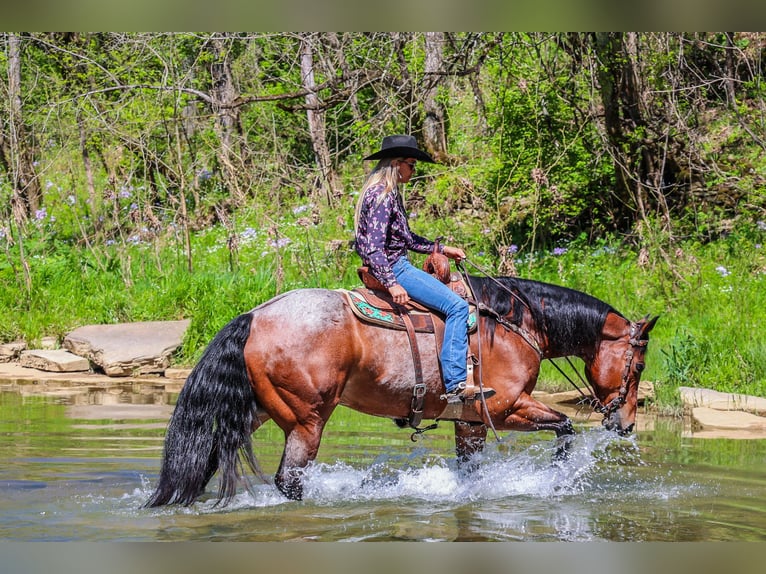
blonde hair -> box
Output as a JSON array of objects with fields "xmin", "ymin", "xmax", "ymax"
[{"xmin": 354, "ymin": 157, "xmax": 404, "ymax": 233}]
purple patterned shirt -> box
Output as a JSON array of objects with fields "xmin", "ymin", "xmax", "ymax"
[{"xmin": 355, "ymin": 182, "xmax": 440, "ymax": 288}]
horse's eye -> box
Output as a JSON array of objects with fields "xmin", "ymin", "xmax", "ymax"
[{"xmin": 635, "ymin": 363, "xmax": 645, "ymax": 372}]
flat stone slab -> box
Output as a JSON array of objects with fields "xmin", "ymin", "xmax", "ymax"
[
  {"xmin": 692, "ymin": 406, "xmax": 766, "ymax": 432},
  {"xmin": 63, "ymin": 319, "xmax": 190, "ymax": 377},
  {"xmin": 680, "ymin": 386, "xmax": 766, "ymax": 416},
  {"xmin": 164, "ymin": 367, "xmax": 192, "ymax": 380},
  {"xmin": 19, "ymin": 349, "xmax": 90, "ymax": 372},
  {"xmin": 535, "ymin": 380, "xmax": 654, "ymax": 405}
]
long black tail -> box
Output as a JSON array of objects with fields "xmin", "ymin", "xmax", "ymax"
[{"xmin": 145, "ymin": 312, "xmax": 261, "ymax": 507}]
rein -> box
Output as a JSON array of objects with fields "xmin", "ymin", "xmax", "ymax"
[{"xmin": 458, "ymin": 259, "xmax": 646, "ymax": 423}]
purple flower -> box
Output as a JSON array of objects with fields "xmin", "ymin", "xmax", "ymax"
[
  {"xmin": 716, "ymin": 265, "xmax": 730, "ymax": 277},
  {"xmin": 552, "ymin": 247, "xmax": 568, "ymax": 256},
  {"xmin": 34, "ymin": 208, "xmax": 47, "ymax": 221},
  {"xmin": 269, "ymin": 237, "xmax": 292, "ymax": 249},
  {"xmin": 507, "ymin": 245, "xmax": 518, "ymax": 254}
]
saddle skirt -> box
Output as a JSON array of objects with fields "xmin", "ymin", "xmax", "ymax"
[{"xmin": 341, "ymin": 277, "xmax": 477, "ymax": 334}]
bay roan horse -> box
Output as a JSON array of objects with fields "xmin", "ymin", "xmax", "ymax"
[{"xmin": 145, "ymin": 274, "xmax": 658, "ymax": 506}]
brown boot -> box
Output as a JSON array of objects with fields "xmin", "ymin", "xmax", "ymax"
[{"xmin": 441, "ymin": 382, "xmax": 495, "ymax": 404}]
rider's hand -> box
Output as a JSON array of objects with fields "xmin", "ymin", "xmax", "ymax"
[
  {"xmin": 442, "ymin": 245, "xmax": 466, "ymax": 262},
  {"xmin": 389, "ymin": 284, "xmax": 410, "ymax": 305}
]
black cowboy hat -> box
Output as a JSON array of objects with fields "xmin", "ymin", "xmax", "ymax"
[{"xmin": 363, "ymin": 134, "xmax": 436, "ymax": 163}]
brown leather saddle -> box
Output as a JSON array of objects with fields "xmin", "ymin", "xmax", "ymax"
[{"xmin": 342, "ymin": 248, "xmax": 481, "ymax": 431}]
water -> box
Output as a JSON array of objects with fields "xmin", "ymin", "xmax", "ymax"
[{"xmin": 1, "ymin": 386, "xmax": 765, "ymax": 541}]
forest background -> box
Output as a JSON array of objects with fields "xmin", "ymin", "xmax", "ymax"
[{"xmin": 1, "ymin": 32, "xmax": 765, "ymax": 411}]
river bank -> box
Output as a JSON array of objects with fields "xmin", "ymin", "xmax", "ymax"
[{"xmin": 2, "ymin": 360, "xmax": 765, "ymax": 440}]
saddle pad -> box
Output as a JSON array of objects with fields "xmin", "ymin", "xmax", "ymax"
[
  {"xmin": 342, "ymin": 289, "xmax": 435, "ymax": 332},
  {"xmin": 340, "ymin": 289, "xmax": 477, "ymax": 333}
]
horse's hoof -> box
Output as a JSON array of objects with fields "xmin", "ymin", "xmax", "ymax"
[{"xmin": 393, "ymin": 418, "xmax": 408, "ymax": 428}]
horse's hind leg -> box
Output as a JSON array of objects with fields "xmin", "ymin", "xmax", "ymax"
[
  {"xmin": 274, "ymin": 422, "xmax": 325, "ymax": 500},
  {"xmin": 454, "ymin": 421, "xmax": 487, "ymax": 471}
]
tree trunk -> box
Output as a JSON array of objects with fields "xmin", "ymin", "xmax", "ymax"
[
  {"xmin": 210, "ymin": 35, "xmax": 245, "ymax": 204},
  {"xmin": 7, "ymin": 33, "xmax": 41, "ymax": 220},
  {"xmin": 300, "ymin": 34, "xmax": 342, "ymax": 206},
  {"xmin": 423, "ymin": 32, "xmax": 448, "ymax": 161}
]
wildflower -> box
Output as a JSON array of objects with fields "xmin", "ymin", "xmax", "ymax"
[
  {"xmin": 507, "ymin": 245, "xmax": 518, "ymax": 254},
  {"xmin": 269, "ymin": 237, "xmax": 292, "ymax": 249},
  {"xmin": 293, "ymin": 204, "xmax": 310, "ymax": 215},
  {"xmin": 240, "ymin": 227, "xmax": 258, "ymax": 242},
  {"xmin": 757, "ymin": 221, "xmax": 766, "ymax": 231},
  {"xmin": 119, "ymin": 188, "xmax": 132, "ymax": 199},
  {"xmin": 66, "ymin": 195, "xmax": 76, "ymax": 205},
  {"xmin": 715, "ymin": 265, "xmax": 730, "ymax": 277},
  {"xmin": 756, "ymin": 244, "xmax": 762, "ymax": 249},
  {"xmin": 198, "ymin": 169, "xmax": 213, "ymax": 182},
  {"xmin": 34, "ymin": 208, "xmax": 47, "ymax": 221},
  {"xmin": 553, "ymin": 247, "xmax": 568, "ymax": 256}
]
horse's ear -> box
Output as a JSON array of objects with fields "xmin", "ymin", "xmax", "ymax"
[{"xmin": 641, "ymin": 315, "xmax": 660, "ymax": 335}]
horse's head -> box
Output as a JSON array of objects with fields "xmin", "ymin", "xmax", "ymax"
[{"xmin": 586, "ymin": 313, "xmax": 659, "ymax": 436}]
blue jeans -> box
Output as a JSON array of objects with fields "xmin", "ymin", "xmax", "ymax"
[{"xmin": 392, "ymin": 257, "xmax": 468, "ymax": 391}]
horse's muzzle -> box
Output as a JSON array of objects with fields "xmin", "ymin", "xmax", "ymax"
[{"xmin": 602, "ymin": 416, "xmax": 634, "ymax": 436}]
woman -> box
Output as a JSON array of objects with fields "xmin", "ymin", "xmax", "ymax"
[{"xmin": 354, "ymin": 134, "xmax": 494, "ymax": 403}]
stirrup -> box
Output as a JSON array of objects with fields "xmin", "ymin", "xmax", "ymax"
[{"xmin": 440, "ymin": 382, "xmax": 495, "ymax": 403}]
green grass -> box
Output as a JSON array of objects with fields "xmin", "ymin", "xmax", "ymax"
[{"xmin": 1, "ymin": 212, "xmax": 765, "ymax": 408}]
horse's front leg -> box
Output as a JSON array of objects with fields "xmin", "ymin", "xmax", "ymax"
[
  {"xmin": 454, "ymin": 421, "xmax": 487, "ymax": 471},
  {"xmin": 499, "ymin": 393, "xmax": 575, "ymax": 460}
]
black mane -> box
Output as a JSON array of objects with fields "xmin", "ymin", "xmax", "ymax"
[{"xmin": 469, "ymin": 276, "xmax": 620, "ymax": 356}]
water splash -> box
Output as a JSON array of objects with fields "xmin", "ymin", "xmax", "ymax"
[{"xmin": 130, "ymin": 428, "xmax": 687, "ymax": 514}]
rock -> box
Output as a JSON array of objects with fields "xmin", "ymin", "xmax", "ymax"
[
  {"xmin": 164, "ymin": 367, "xmax": 192, "ymax": 380},
  {"xmin": 679, "ymin": 386, "xmax": 766, "ymax": 416},
  {"xmin": 0, "ymin": 341, "xmax": 26, "ymax": 363},
  {"xmin": 19, "ymin": 349, "xmax": 90, "ymax": 372},
  {"xmin": 536, "ymin": 380, "xmax": 654, "ymax": 406},
  {"xmin": 63, "ymin": 320, "xmax": 191, "ymax": 377},
  {"xmin": 691, "ymin": 407, "xmax": 766, "ymax": 432}
]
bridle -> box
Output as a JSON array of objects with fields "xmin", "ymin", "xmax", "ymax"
[{"xmin": 547, "ymin": 321, "xmax": 648, "ymax": 422}]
